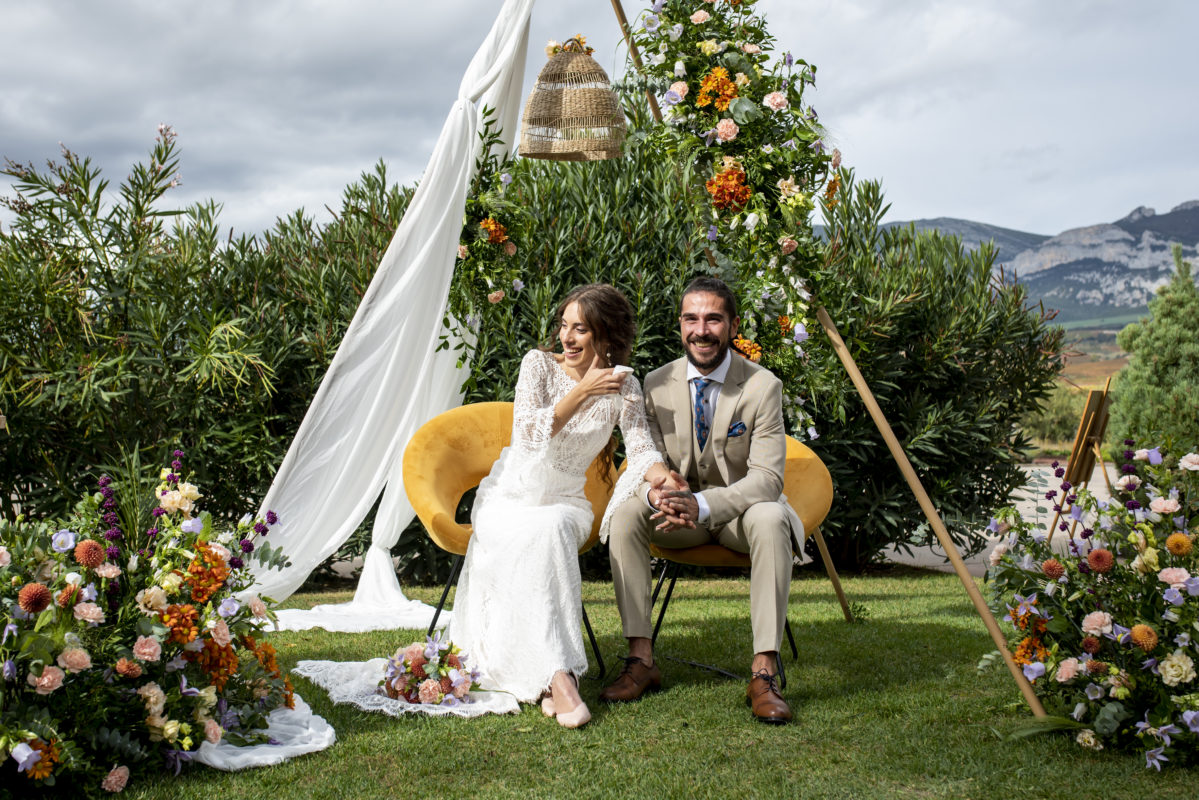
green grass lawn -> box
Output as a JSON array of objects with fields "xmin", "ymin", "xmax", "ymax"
[{"xmin": 125, "ymin": 570, "xmax": 1191, "ymax": 799}]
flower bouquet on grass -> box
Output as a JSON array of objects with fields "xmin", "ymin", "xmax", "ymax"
[
  {"xmin": 986, "ymin": 441, "xmax": 1199, "ymax": 768},
  {"xmin": 0, "ymin": 450, "xmax": 292, "ymax": 792},
  {"xmin": 380, "ymin": 633, "xmax": 480, "ymax": 707}
]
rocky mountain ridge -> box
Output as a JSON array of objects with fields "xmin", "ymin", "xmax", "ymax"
[{"xmin": 893, "ymin": 201, "xmax": 1199, "ymax": 324}]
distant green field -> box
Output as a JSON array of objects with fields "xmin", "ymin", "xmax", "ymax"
[{"xmin": 1059, "ymin": 311, "xmax": 1146, "ymax": 330}]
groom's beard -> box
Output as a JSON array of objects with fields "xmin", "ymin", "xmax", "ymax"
[{"xmin": 684, "ymin": 336, "xmax": 729, "ymax": 372}]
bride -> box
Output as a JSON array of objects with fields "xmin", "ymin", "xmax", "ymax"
[{"xmin": 448, "ymin": 283, "xmax": 675, "ymax": 728}]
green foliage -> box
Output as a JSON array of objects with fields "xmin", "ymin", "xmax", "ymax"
[
  {"xmin": 1019, "ymin": 382, "xmax": 1087, "ymax": 443},
  {"xmin": 1110, "ymin": 244, "xmax": 1199, "ymax": 451},
  {"xmin": 808, "ymin": 171, "xmax": 1064, "ymax": 569}
]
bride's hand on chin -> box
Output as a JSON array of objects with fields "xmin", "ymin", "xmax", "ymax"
[{"xmin": 574, "ymin": 353, "xmax": 624, "ymax": 398}]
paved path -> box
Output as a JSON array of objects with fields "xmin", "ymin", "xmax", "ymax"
[{"xmin": 882, "ymin": 463, "xmax": 1115, "ymax": 577}]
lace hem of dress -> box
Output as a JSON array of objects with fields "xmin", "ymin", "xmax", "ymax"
[{"xmin": 292, "ymin": 659, "xmax": 520, "ymax": 718}]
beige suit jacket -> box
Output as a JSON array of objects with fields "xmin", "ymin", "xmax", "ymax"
[{"xmin": 641, "ymin": 354, "xmax": 804, "ymax": 543}]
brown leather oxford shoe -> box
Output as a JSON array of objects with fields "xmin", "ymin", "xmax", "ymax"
[
  {"xmin": 599, "ymin": 656, "xmax": 662, "ymax": 703},
  {"xmin": 746, "ymin": 670, "xmax": 792, "ymax": 724}
]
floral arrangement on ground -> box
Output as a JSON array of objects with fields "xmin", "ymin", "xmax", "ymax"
[
  {"xmin": 987, "ymin": 441, "xmax": 1199, "ymax": 768},
  {"xmin": 380, "ymin": 633, "xmax": 481, "ymax": 706},
  {"xmin": 0, "ymin": 451, "xmax": 293, "ymax": 793}
]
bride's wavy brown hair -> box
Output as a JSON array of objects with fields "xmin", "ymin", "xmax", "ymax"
[{"xmin": 547, "ymin": 283, "xmax": 636, "ymax": 489}]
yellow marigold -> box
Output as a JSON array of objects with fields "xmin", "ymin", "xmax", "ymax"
[
  {"xmin": 1167, "ymin": 533, "xmax": 1193, "ymax": 556},
  {"xmin": 185, "ymin": 542, "xmax": 230, "ymax": 605},
  {"xmin": 479, "ymin": 217, "xmax": 508, "ymax": 244},
  {"xmin": 777, "ymin": 315, "xmax": 793, "ymax": 336},
  {"xmin": 161, "ymin": 603, "xmax": 200, "ymax": 645},
  {"xmin": 732, "ymin": 336, "xmax": 761, "ymax": 363},
  {"xmin": 25, "ymin": 738, "xmax": 60, "ymax": 781},
  {"xmin": 1013, "ymin": 636, "xmax": 1048, "ymax": 667},
  {"xmin": 1130, "ymin": 624, "xmax": 1159, "ymax": 653},
  {"xmin": 696, "ymin": 66, "xmax": 738, "ymax": 112}
]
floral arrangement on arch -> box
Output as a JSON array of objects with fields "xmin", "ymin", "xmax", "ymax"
[
  {"xmin": 380, "ymin": 633, "xmax": 481, "ymax": 706},
  {"xmin": 986, "ymin": 441, "xmax": 1199, "ymax": 769},
  {"xmin": 0, "ymin": 451, "xmax": 293, "ymax": 792},
  {"xmin": 631, "ymin": 0, "xmax": 835, "ymax": 437}
]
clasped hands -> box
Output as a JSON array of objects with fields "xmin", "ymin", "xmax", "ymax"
[{"xmin": 649, "ymin": 470, "xmax": 699, "ymax": 532}]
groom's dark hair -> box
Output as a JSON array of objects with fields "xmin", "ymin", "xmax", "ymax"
[{"xmin": 681, "ymin": 276, "xmax": 738, "ymax": 320}]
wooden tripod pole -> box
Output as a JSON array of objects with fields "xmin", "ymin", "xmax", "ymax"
[{"xmin": 609, "ymin": 0, "xmax": 1045, "ymax": 717}]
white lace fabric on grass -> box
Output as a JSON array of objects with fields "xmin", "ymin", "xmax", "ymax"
[
  {"xmin": 292, "ymin": 659, "xmax": 519, "ymax": 718},
  {"xmin": 193, "ymin": 694, "xmax": 336, "ymax": 771}
]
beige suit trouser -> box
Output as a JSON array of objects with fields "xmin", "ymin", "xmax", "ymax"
[{"xmin": 608, "ymin": 495, "xmax": 793, "ymax": 655}]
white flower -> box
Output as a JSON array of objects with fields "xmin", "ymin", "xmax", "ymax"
[
  {"xmin": 743, "ymin": 212, "xmax": 760, "ymax": 232},
  {"xmin": 1076, "ymin": 729, "xmax": 1103, "ymax": 751},
  {"xmin": 648, "ymin": 53, "xmax": 666, "ymax": 66},
  {"xmin": 1115, "ymin": 474, "xmax": 1141, "ymax": 492},
  {"xmin": 1179, "ymin": 453, "xmax": 1199, "ymax": 471},
  {"xmin": 674, "ymin": 60, "xmax": 686, "ymax": 77},
  {"xmin": 1160, "ymin": 650, "xmax": 1197, "ymax": 687},
  {"xmin": 668, "ymin": 23, "xmax": 683, "ymax": 41}
]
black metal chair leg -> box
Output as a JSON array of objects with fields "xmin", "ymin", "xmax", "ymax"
[
  {"xmin": 651, "ymin": 562, "xmax": 680, "ymax": 646},
  {"xmin": 427, "ymin": 554, "xmax": 464, "ymax": 636},
  {"xmin": 581, "ymin": 602, "xmax": 605, "ymax": 679},
  {"xmin": 784, "ymin": 619, "xmax": 798, "ymax": 660},
  {"xmin": 651, "ymin": 558, "xmax": 671, "ymax": 606},
  {"xmin": 776, "ymin": 651, "xmax": 787, "ymax": 690}
]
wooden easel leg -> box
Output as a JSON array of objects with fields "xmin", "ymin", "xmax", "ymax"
[{"xmin": 811, "ymin": 527, "xmax": 854, "ymax": 623}]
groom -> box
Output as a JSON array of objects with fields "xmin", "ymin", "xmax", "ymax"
[{"xmin": 602, "ymin": 276, "xmax": 803, "ymax": 724}]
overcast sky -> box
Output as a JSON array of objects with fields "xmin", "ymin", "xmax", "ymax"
[{"xmin": 2, "ymin": 0, "xmax": 1195, "ymax": 238}]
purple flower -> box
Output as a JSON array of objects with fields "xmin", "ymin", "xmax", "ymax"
[
  {"xmin": 52, "ymin": 528, "xmax": 77, "ymax": 553},
  {"xmin": 807, "ymin": 426, "xmax": 819, "ymax": 440},
  {"xmin": 1164, "ymin": 588, "xmax": 1185, "ymax": 606},
  {"xmin": 783, "ymin": 51, "xmax": 794, "ymax": 67},
  {"xmin": 1186, "ymin": 577, "xmax": 1199, "ymax": 597},
  {"xmin": 218, "ymin": 598, "xmax": 240, "ymax": 618},
  {"xmin": 1147, "ymin": 447, "xmax": 1163, "ymax": 465},
  {"xmin": 1183, "ymin": 710, "xmax": 1199, "ymax": 733},
  {"xmin": 1175, "ymin": 515, "xmax": 1187, "ymax": 530},
  {"xmin": 152, "ymin": 507, "xmax": 166, "ymax": 517},
  {"xmin": 240, "ymin": 539, "xmax": 254, "ymax": 553},
  {"xmin": 11, "ymin": 742, "xmax": 40, "ymax": 773},
  {"xmin": 1022, "ymin": 662, "xmax": 1045, "ymax": 681},
  {"xmin": 164, "ymin": 748, "xmax": 194, "ymax": 776},
  {"xmin": 1085, "ymin": 683, "xmax": 1104, "ymax": 701},
  {"xmin": 808, "ymin": 139, "xmax": 825, "ymax": 153},
  {"xmin": 793, "ymin": 323, "xmax": 809, "ymax": 344},
  {"xmin": 644, "ymin": 13, "xmax": 660, "ymax": 31},
  {"xmin": 1145, "ymin": 746, "xmax": 1168, "ymax": 771},
  {"xmin": 80, "ymin": 583, "xmax": 97, "ymax": 602},
  {"xmin": 174, "ymin": 449, "xmax": 184, "ymax": 457},
  {"xmin": 512, "ymin": 279, "xmax": 525, "ymax": 293},
  {"xmin": 1043, "ymin": 491, "xmax": 1056, "ymax": 501},
  {"xmin": 266, "ymin": 510, "xmax": 278, "ymax": 525},
  {"xmin": 1, "ymin": 623, "xmax": 16, "ymax": 646},
  {"xmin": 707, "ymin": 225, "xmax": 719, "ymax": 241},
  {"xmin": 181, "ymin": 518, "xmax": 203, "ymax": 534},
  {"xmin": 229, "ymin": 556, "xmax": 244, "ymax": 569},
  {"xmin": 2, "ymin": 659, "xmax": 15, "ymax": 681},
  {"xmin": 171, "ymin": 459, "xmax": 182, "ymax": 470},
  {"xmin": 146, "ymin": 527, "xmax": 159, "ymax": 538},
  {"xmin": 651, "ymin": 0, "xmax": 665, "ymax": 12},
  {"xmin": 662, "ymin": 89, "xmax": 682, "ymax": 107},
  {"xmin": 106, "ymin": 545, "xmax": 120, "ymax": 559},
  {"xmin": 1125, "ymin": 500, "xmax": 1141, "ymax": 510},
  {"xmin": 97, "ymin": 474, "xmax": 112, "ymax": 487},
  {"xmin": 1157, "ymin": 723, "xmax": 1181, "ymax": 746},
  {"xmin": 254, "ymin": 522, "xmax": 268, "ymax": 535},
  {"xmin": 425, "ymin": 630, "xmax": 447, "ymax": 660},
  {"xmin": 500, "ymin": 172, "xmax": 512, "ymax": 186},
  {"xmin": 1110, "ymin": 623, "xmax": 1131, "ymax": 644},
  {"xmin": 166, "ymin": 472, "xmax": 178, "ymax": 483}
]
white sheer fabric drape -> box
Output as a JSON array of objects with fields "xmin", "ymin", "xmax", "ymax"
[{"xmin": 250, "ymin": 0, "xmax": 536, "ymax": 633}]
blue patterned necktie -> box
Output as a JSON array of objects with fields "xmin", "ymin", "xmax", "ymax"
[{"xmin": 693, "ymin": 377, "xmax": 710, "ymax": 451}]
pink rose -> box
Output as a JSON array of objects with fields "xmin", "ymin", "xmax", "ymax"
[
  {"xmin": 133, "ymin": 635, "xmax": 162, "ymax": 662},
  {"xmin": 487, "ymin": 290, "xmax": 506, "ymax": 304},
  {"xmin": 95, "ymin": 563, "xmax": 122, "ymax": 579},
  {"xmin": 28, "ymin": 665, "xmax": 65, "ymax": 694},
  {"xmin": 503, "ymin": 240, "xmax": 517, "ymax": 257},
  {"xmin": 248, "ymin": 595, "xmax": 268, "ymax": 619},
  {"xmin": 74, "ymin": 601, "xmax": 106, "ymax": 626},
  {"xmin": 204, "ymin": 718, "xmax": 223, "ymax": 744},
  {"xmin": 1151, "ymin": 496, "xmax": 1181, "ymax": 514},
  {"xmin": 1081, "ymin": 611, "xmax": 1112, "ymax": 636},
  {"xmin": 0, "ymin": 545, "xmax": 10, "ymax": 567},
  {"xmin": 101, "ymin": 765, "xmax": 130, "ymax": 792},
  {"xmin": 690, "ymin": 10, "xmax": 710, "ymax": 24},
  {"xmin": 762, "ymin": 91, "xmax": 789, "ymax": 112},
  {"xmin": 715, "ymin": 118, "xmax": 739, "ymax": 143},
  {"xmin": 669, "ymin": 80, "xmax": 689, "ymax": 99},
  {"xmin": 1055, "ymin": 657, "xmax": 1079, "ymax": 682},
  {"xmin": 417, "ymin": 678, "xmax": 442, "ymax": 704},
  {"xmin": 211, "ymin": 619, "xmax": 232, "ymax": 648},
  {"xmin": 207, "ymin": 542, "xmax": 231, "ymax": 564},
  {"xmin": 742, "ymin": 43, "xmax": 761, "ymax": 54},
  {"xmin": 457, "ymin": 244, "xmax": 469, "ymax": 259},
  {"xmin": 1159, "ymin": 567, "xmax": 1191, "ymax": 590},
  {"xmin": 780, "ymin": 237, "xmax": 798, "ymax": 255},
  {"xmin": 57, "ymin": 647, "xmax": 92, "ymax": 673},
  {"xmin": 1179, "ymin": 453, "xmax": 1199, "ymax": 471},
  {"xmin": 403, "ymin": 642, "xmax": 425, "ymax": 662}
]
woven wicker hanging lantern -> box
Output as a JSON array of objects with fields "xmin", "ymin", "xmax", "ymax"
[{"xmin": 519, "ymin": 37, "xmax": 626, "ymax": 161}]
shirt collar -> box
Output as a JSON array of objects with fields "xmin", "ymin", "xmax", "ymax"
[{"xmin": 686, "ymin": 348, "xmax": 733, "ymax": 385}]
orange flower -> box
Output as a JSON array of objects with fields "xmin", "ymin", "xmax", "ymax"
[
  {"xmin": 733, "ymin": 336, "xmax": 761, "ymax": 363},
  {"xmin": 823, "ymin": 173, "xmax": 842, "ymax": 208},
  {"xmin": 1130, "ymin": 624, "xmax": 1159, "ymax": 653},
  {"xmin": 191, "ymin": 638, "xmax": 239, "ymax": 691},
  {"xmin": 479, "ymin": 217, "xmax": 508, "ymax": 244},
  {"xmin": 1087, "ymin": 548, "xmax": 1114, "ymax": 573},
  {"xmin": 1167, "ymin": 533, "xmax": 1193, "ymax": 556},
  {"xmin": 1013, "ymin": 636, "xmax": 1048, "ymax": 667},
  {"xmin": 25, "ymin": 738, "xmax": 60, "ymax": 781},
  {"xmin": 696, "ymin": 67, "xmax": 738, "ymax": 112},
  {"xmin": 185, "ymin": 542, "xmax": 230, "ymax": 604},
  {"xmin": 18, "ymin": 583, "xmax": 51, "ymax": 614},
  {"xmin": 705, "ymin": 167, "xmax": 752, "ymax": 211},
  {"xmin": 161, "ymin": 603, "xmax": 200, "ymax": 645},
  {"xmin": 777, "ymin": 316, "xmax": 793, "ymax": 336},
  {"xmin": 56, "ymin": 584, "xmax": 80, "ymax": 608},
  {"xmin": 74, "ymin": 539, "xmax": 106, "ymax": 568},
  {"xmin": 115, "ymin": 657, "xmax": 143, "ymax": 678},
  {"xmin": 1081, "ymin": 635, "xmax": 1101, "ymax": 654},
  {"xmin": 1041, "ymin": 558, "xmax": 1065, "ymax": 580}
]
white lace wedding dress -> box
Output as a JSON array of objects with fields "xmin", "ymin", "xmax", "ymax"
[{"xmin": 295, "ymin": 349, "xmax": 662, "ymax": 716}]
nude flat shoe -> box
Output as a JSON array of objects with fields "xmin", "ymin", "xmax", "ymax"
[
  {"xmin": 540, "ymin": 693, "xmax": 556, "ymax": 718},
  {"xmin": 555, "ymin": 700, "xmax": 591, "ymax": 729}
]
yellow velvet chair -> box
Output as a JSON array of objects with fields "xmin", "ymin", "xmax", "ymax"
[
  {"xmin": 402, "ymin": 401, "xmax": 615, "ymax": 674},
  {"xmin": 647, "ymin": 435, "xmax": 849, "ymax": 686}
]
